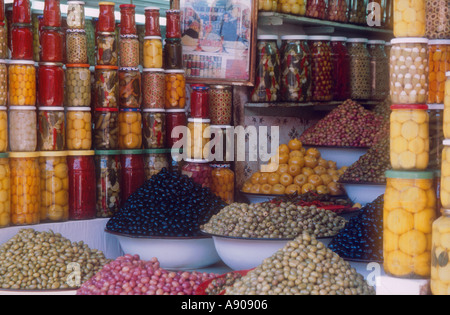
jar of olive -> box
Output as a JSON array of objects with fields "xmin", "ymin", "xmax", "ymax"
[
  {"xmin": 347, "ymin": 38, "xmax": 371, "ymax": 100},
  {"xmin": 66, "ymin": 64, "xmax": 91, "ymax": 107}
]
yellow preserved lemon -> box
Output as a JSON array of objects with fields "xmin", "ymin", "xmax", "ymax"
[
  {"xmin": 384, "ymin": 229, "xmax": 399, "ymax": 252},
  {"xmin": 400, "ymin": 186, "xmax": 427, "ymax": 213},
  {"xmin": 399, "ymin": 230, "xmax": 427, "ymax": 256},
  {"xmin": 387, "ymin": 208, "xmax": 414, "ymax": 235},
  {"xmin": 414, "ymin": 208, "xmax": 436, "ymax": 234},
  {"xmin": 386, "ymin": 250, "xmax": 413, "ymax": 276},
  {"xmin": 413, "ymin": 252, "xmax": 431, "ymax": 277}
]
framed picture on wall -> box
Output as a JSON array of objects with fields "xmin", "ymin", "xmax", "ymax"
[{"xmin": 180, "ymin": 0, "xmax": 258, "ymax": 86}]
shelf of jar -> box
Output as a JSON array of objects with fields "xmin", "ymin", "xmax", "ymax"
[{"xmin": 245, "ymin": 100, "xmax": 382, "ymax": 111}]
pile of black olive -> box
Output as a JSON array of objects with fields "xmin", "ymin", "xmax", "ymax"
[
  {"xmin": 106, "ymin": 169, "xmax": 226, "ymax": 237},
  {"xmin": 328, "ymin": 195, "xmax": 384, "ymax": 262}
]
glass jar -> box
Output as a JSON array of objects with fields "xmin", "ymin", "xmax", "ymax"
[
  {"xmin": 95, "ymin": 150, "xmax": 121, "ymax": 218},
  {"xmin": 98, "ymin": 2, "xmax": 116, "ymax": 33},
  {"xmin": 187, "ymin": 118, "xmax": 211, "ymax": 160},
  {"xmin": 142, "ymin": 68, "xmax": 165, "ymax": 109},
  {"xmin": 441, "ymin": 141, "xmax": 450, "ymax": 209},
  {"xmin": 119, "ymin": 35, "xmax": 140, "ymax": 68},
  {"xmin": 278, "ymin": 0, "xmax": 306, "ymax": 15},
  {"xmin": 280, "ymin": 35, "xmax": 311, "ymax": 102},
  {"xmin": 97, "ymin": 32, "xmax": 118, "ymax": 66},
  {"xmin": 40, "ymin": 26, "xmax": 64, "ymax": 62},
  {"xmin": 394, "ymin": 0, "xmax": 426, "ymax": 37},
  {"xmin": 327, "ymin": 0, "xmax": 349, "ymax": 22},
  {"xmin": 39, "ymin": 151, "xmax": 69, "ymax": 222},
  {"xmin": 94, "ymin": 65, "xmax": 119, "ymax": 108},
  {"xmin": 165, "ymin": 69, "xmax": 186, "ymax": 109},
  {"xmin": 93, "ymin": 108, "xmax": 119, "ymax": 150},
  {"xmin": 66, "ymin": 29, "xmax": 88, "ymax": 64},
  {"xmin": 428, "ymin": 40, "xmax": 450, "ymax": 104},
  {"xmin": 259, "ymin": 0, "xmax": 277, "ymax": 11},
  {"xmin": 445, "ymin": 72, "xmax": 450, "ymax": 138},
  {"xmin": 143, "ymin": 148, "xmax": 170, "ymax": 180},
  {"xmin": 43, "ymin": 0, "xmax": 61, "ymax": 28},
  {"xmin": 38, "ymin": 62, "xmax": 65, "ymax": 107},
  {"xmin": 181, "ymin": 159, "xmax": 212, "ymax": 189},
  {"xmin": 431, "ymin": 209, "xmax": 450, "ymax": 295},
  {"xmin": 211, "ymin": 163, "xmax": 235, "ymax": 204},
  {"xmin": 390, "ymin": 104, "xmax": 429, "ymax": 170},
  {"xmin": 166, "ymin": 10, "xmax": 181, "ymax": 39},
  {"xmin": 306, "ymin": 0, "xmax": 327, "ymax": 19},
  {"xmin": 0, "ymin": 153, "xmax": 10, "ymax": 228},
  {"xmin": 120, "ymin": 149, "xmax": 145, "ymax": 205},
  {"xmin": 142, "ymin": 109, "xmax": 166, "ymax": 149},
  {"xmin": 209, "ymin": 85, "xmax": 233, "ymax": 126},
  {"xmin": 348, "ymin": 0, "xmax": 367, "ymax": 24},
  {"xmin": 190, "ymin": 85, "xmax": 209, "ymax": 119},
  {"xmin": 426, "ymin": 0, "xmax": 450, "ymax": 39},
  {"xmin": 66, "ymin": 106, "xmax": 92, "ymax": 150},
  {"xmin": 251, "ymin": 35, "xmax": 280, "ymax": 102},
  {"xmin": 10, "ymin": 152, "xmax": 40, "ymax": 226},
  {"xmin": 390, "ymin": 38, "xmax": 429, "ymax": 104},
  {"xmin": 12, "ymin": 0, "xmax": 31, "ymax": 24},
  {"xmin": 66, "ymin": 64, "xmax": 91, "ymax": 107},
  {"xmin": 67, "ymin": 0, "xmax": 85, "ymax": 29},
  {"xmin": 428, "ymin": 104, "xmax": 444, "ymax": 170},
  {"xmin": 119, "ymin": 108, "xmax": 142, "ymax": 150},
  {"xmin": 37, "ymin": 106, "xmax": 65, "ymax": 151},
  {"xmin": 166, "ymin": 109, "xmax": 187, "ymax": 149},
  {"xmin": 210, "ymin": 125, "xmax": 234, "ymax": 163},
  {"xmin": 309, "ymin": 36, "xmax": 333, "ymax": 101},
  {"xmin": 119, "ymin": 4, "xmax": 137, "ymax": 35},
  {"xmin": 9, "ymin": 106, "xmax": 37, "ymax": 152},
  {"xmin": 0, "ymin": 61, "xmax": 7, "ymax": 106},
  {"xmin": 330, "ymin": 37, "xmax": 351, "ymax": 101},
  {"xmin": 67, "ymin": 150, "xmax": 96, "ymax": 220},
  {"xmin": 11, "ymin": 24, "xmax": 33, "ymax": 60},
  {"xmin": 347, "ymin": 38, "xmax": 371, "ymax": 100},
  {"xmin": 8, "ymin": 60, "xmax": 36, "ymax": 107},
  {"xmin": 0, "ymin": 107, "xmax": 7, "ymax": 153},
  {"xmin": 368, "ymin": 40, "xmax": 389, "ymax": 101},
  {"xmin": 0, "ymin": 23, "xmax": 7, "ymax": 59},
  {"xmin": 163, "ymin": 38, "xmax": 183, "ymax": 70},
  {"xmin": 145, "ymin": 7, "xmax": 161, "ymax": 37},
  {"xmin": 118, "ymin": 67, "xmax": 141, "ymax": 109},
  {"xmin": 143, "ymin": 36, "xmax": 163, "ymax": 69}
]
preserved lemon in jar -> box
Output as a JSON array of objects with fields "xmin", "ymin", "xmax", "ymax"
[
  {"xmin": 390, "ymin": 105, "xmax": 429, "ymax": 170},
  {"xmin": 441, "ymin": 141, "xmax": 450, "ymax": 209},
  {"xmin": 384, "ymin": 170, "xmax": 436, "ymax": 278},
  {"xmin": 187, "ymin": 118, "xmax": 211, "ymax": 160},
  {"xmin": 143, "ymin": 36, "xmax": 163, "ymax": 68},
  {"xmin": 211, "ymin": 164, "xmax": 235, "ymax": 204},
  {"xmin": 119, "ymin": 108, "xmax": 143, "ymax": 150},
  {"xmin": 431, "ymin": 209, "xmax": 450, "ymax": 295},
  {"xmin": 259, "ymin": 0, "xmax": 278, "ymax": 11},
  {"xmin": 66, "ymin": 107, "xmax": 92, "ymax": 150},
  {"xmin": 393, "ymin": 0, "xmax": 426, "ymax": 37},
  {"xmin": 444, "ymin": 72, "xmax": 450, "ymax": 138},
  {"xmin": 0, "ymin": 153, "xmax": 10, "ymax": 228}
]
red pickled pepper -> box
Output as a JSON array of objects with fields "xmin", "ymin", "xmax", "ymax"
[
  {"xmin": 98, "ymin": 2, "xmax": 116, "ymax": 33},
  {"xmin": 40, "ymin": 27, "xmax": 64, "ymax": 62},
  {"xmin": 120, "ymin": 4, "xmax": 137, "ymax": 35},
  {"xmin": 11, "ymin": 25, "xmax": 33, "ymax": 60},
  {"xmin": 12, "ymin": 0, "xmax": 31, "ymax": 24},
  {"xmin": 121, "ymin": 153, "xmax": 145, "ymax": 205},
  {"xmin": 38, "ymin": 64, "xmax": 64, "ymax": 106},
  {"xmin": 43, "ymin": 0, "xmax": 61, "ymax": 27},
  {"xmin": 330, "ymin": 39, "xmax": 351, "ymax": 101},
  {"xmin": 0, "ymin": 0, "xmax": 4, "ymax": 22}
]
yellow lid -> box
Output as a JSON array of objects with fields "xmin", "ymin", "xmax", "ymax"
[
  {"xmin": 39, "ymin": 151, "xmax": 68, "ymax": 157},
  {"xmin": 9, "ymin": 152, "xmax": 40, "ymax": 158},
  {"xmin": 99, "ymin": 2, "xmax": 115, "ymax": 5},
  {"xmin": 66, "ymin": 150, "xmax": 95, "ymax": 156}
]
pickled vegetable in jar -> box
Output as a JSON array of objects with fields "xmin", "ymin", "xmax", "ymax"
[
  {"xmin": 142, "ymin": 109, "xmax": 166, "ymax": 149},
  {"xmin": 143, "ymin": 36, "xmax": 163, "ymax": 68},
  {"xmin": 0, "ymin": 61, "xmax": 7, "ymax": 106},
  {"xmin": 426, "ymin": 0, "xmax": 450, "ymax": 39},
  {"xmin": 97, "ymin": 32, "xmax": 118, "ymax": 66},
  {"xmin": 390, "ymin": 38, "xmax": 429, "ymax": 104},
  {"xmin": 39, "ymin": 151, "xmax": 69, "ymax": 222},
  {"xmin": 394, "ymin": 0, "xmax": 426, "ymax": 37},
  {"xmin": 66, "ymin": 64, "xmax": 91, "ymax": 107},
  {"xmin": 142, "ymin": 68, "xmax": 165, "ymax": 109},
  {"xmin": 187, "ymin": 118, "xmax": 211, "ymax": 160},
  {"xmin": 144, "ymin": 7, "xmax": 161, "ymax": 37},
  {"xmin": 368, "ymin": 40, "xmax": 389, "ymax": 101},
  {"xmin": 94, "ymin": 108, "xmax": 119, "ymax": 150},
  {"xmin": 40, "ymin": 26, "xmax": 64, "ymax": 62},
  {"xmin": 67, "ymin": 1, "xmax": 85, "ymax": 29},
  {"xmin": 0, "ymin": 153, "xmax": 10, "ymax": 228},
  {"xmin": 306, "ymin": 0, "xmax": 327, "ymax": 19},
  {"xmin": 280, "ymin": 35, "xmax": 311, "ymax": 102},
  {"xmin": 120, "ymin": 149, "xmax": 145, "ymax": 205},
  {"xmin": 190, "ymin": 85, "xmax": 209, "ymax": 119},
  {"xmin": 119, "ymin": 35, "xmax": 140, "ymax": 68},
  {"xmin": 12, "ymin": 0, "xmax": 31, "ymax": 24},
  {"xmin": 347, "ymin": 38, "xmax": 371, "ymax": 100},
  {"xmin": 278, "ymin": 0, "xmax": 306, "ymax": 15},
  {"xmin": 163, "ymin": 38, "xmax": 183, "ymax": 70},
  {"xmin": 0, "ymin": 24, "xmax": 7, "ymax": 60},
  {"xmin": 120, "ymin": 4, "xmax": 137, "ymax": 35},
  {"xmin": 181, "ymin": 159, "xmax": 212, "ymax": 189},
  {"xmin": 10, "ymin": 152, "xmax": 40, "ymax": 226},
  {"xmin": 67, "ymin": 150, "xmax": 96, "ymax": 220},
  {"xmin": 8, "ymin": 60, "xmax": 36, "ymax": 106},
  {"xmin": 98, "ymin": 2, "xmax": 116, "ymax": 33},
  {"xmin": 66, "ymin": 29, "xmax": 88, "ymax": 64},
  {"xmin": 95, "ymin": 150, "xmax": 121, "ymax": 218},
  {"xmin": 309, "ymin": 36, "xmax": 333, "ymax": 101},
  {"xmin": 251, "ymin": 35, "xmax": 280, "ymax": 102},
  {"xmin": 43, "ymin": 0, "xmax": 61, "ymax": 28},
  {"xmin": 9, "ymin": 106, "xmax": 37, "ymax": 152},
  {"xmin": 327, "ymin": 0, "xmax": 349, "ymax": 22},
  {"xmin": 330, "ymin": 37, "xmax": 351, "ymax": 101},
  {"xmin": 38, "ymin": 107, "xmax": 65, "ymax": 151},
  {"xmin": 428, "ymin": 40, "xmax": 450, "ymax": 104},
  {"xmin": 0, "ymin": 107, "xmax": 7, "ymax": 153},
  {"xmin": 118, "ymin": 67, "xmax": 141, "ymax": 109},
  {"xmin": 440, "ymin": 140, "xmax": 450, "ymax": 209},
  {"xmin": 166, "ymin": 109, "xmax": 187, "ymax": 148},
  {"xmin": 384, "ymin": 170, "xmax": 436, "ymax": 278},
  {"xmin": 165, "ymin": 69, "xmax": 186, "ymax": 109},
  {"xmin": 431, "ymin": 209, "xmax": 450, "ymax": 295},
  {"xmin": 95, "ymin": 65, "xmax": 119, "ymax": 108},
  {"xmin": 143, "ymin": 148, "xmax": 170, "ymax": 180},
  {"xmin": 119, "ymin": 108, "xmax": 142, "ymax": 150},
  {"xmin": 348, "ymin": 0, "xmax": 367, "ymax": 24},
  {"xmin": 66, "ymin": 106, "xmax": 92, "ymax": 150},
  {"xmin": 211, "ymin": 164, "xmax": 235, "ymax": 204},
  {"xmin": 209, "ymin": 85, "xmax": 233, "ymax": 126},
  {"xmin": 11, "ymin": 24, "xmax": 33, "ymax": 60},
  {"xmin": 38, "ymin": 62, "xmax": 65, "ymax": 107},
  {"xmin": 428, "ymin": 104, "xmax": 444, "ymax": 170},
  {"xmin": 166, "ymin": 10, "xmax": 181, "ymax": 39}
]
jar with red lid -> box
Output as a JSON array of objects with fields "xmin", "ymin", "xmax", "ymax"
[
  {"xmin": 142, "ymin": 68, "xmax": 165, "ymax": 109},
  {"xmin": 11, "ymin": 24, "xmax": 33, "ymax": 60},
  {"xmin": 166, "ymin": 10, "xmax": 181, "ymax": 39},
  {"xmin": 67, "ymin": 150, "xmax": 96, "ymax": 220},
  {"xmin": 120, "ymin": 4, "xmax": 137, "ymax": 35},
  {"xmin": 145, "ymin": 7, "xmax": 161, "ymax": 37},
  {"xmin": 12, "ymin": 0, "xmax": 31, "ymax": 24},
  {"xmin": 330, "ymin": 37, "xmax": 351, "ymax": 101},
  {"xmin": 120, "ymin": 149, "xmax": 145, "ymax": 205},
  {"xmin": 119, "ymin": 67, "xmax": 142, "ymax": 109},
  {"xmin": 43, "ymin": 0, "xmax": 61, "ymax": 28},
  {"xmin": 94, "ymin": 65, "xmax": 119, "ymax": 108},
  {"xmin": 94, "ymin": 108, "xmax": 119, "ymax": 150},
  {"xmin": 0, "ymin": 23, "xmax": 7, "ymax": 59},
  {"xmin": 95, "ymin": 150, "xmax": 121, "ymax": 218},
  {"xmin": 37, "ymin": 106, "xmax": 65, "ymax": 151},
  {"xmin": 142, "ymin": 109, "xmax": 166, "ymax": 149},
  {"xmin": 98, "ymin": 2, "xmax": 115, "ymax": 33},
  {"xmin": 190, "ymin": 85, "xmax": 209, "ymax": 119},
  {"xmin": 97, "ymin": 32, "xmax": 118, "ymax": 66},
  {"xmin": 38, "ymin": 62, "xmax": 64, "ymax": 107},
  {"xmin": 166, "ymin": 109, "xmax": 187, "ymax": 148},
  {"xmin": 181, "ymin": 159, "xmax": 212, "ymax": 189},
  {"xmin": 306, "ymin": 0, "xmax": 327, "ymax": 19},
  {"xmin": 40, "ymin": 27, "xmax": 64, "ymax": 62},
  {"xmin": 209, "ymin": 85, "xmax": 233, "ymax": 125}
]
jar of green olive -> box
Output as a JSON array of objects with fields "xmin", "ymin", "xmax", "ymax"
[{"xmin": 65, "ymin": 64, "xmax": 91, "ymax": 107}]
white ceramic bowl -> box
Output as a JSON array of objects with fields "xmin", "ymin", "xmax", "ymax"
[
  {"xmin": 342, "ymin": 183, "xmax": 386, "ymax": 206},
  {"xmin": 106, "ymin": 231, "xmax": 221, "ymax": 270},
  {"xmin": 305, "ymin": 146, "xmax": 369, "ymax": 169}
]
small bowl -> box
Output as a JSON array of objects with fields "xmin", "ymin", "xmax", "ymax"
[
  {"xmin": 105, "ymin": 230, "xmax": 221, "ymax": 270},
  {"xmin": 341, "ymin": 182, "xmax": 386, "ymax": 206},
  {"xmin": 304, "ymin": 145, "xmax": 369, "ymax": 169}
]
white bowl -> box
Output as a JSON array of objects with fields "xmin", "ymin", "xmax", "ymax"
[
  {"xmin": 342, "ymin": 183, "xmax": 386, "ymax": 206},
  {"xmin": 240, "ymin": 192, "xmax": 280, "ymax": 204},
  {"xmin": 106, "ymin": 231, "xmax": 221, "ymax": 270},
  {"xmin": 305, "ymin": 146, "xmax": 369, "ymax": 169}
]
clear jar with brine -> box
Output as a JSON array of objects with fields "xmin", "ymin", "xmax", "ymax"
[
  {"xmin": 142, "ymin": 109, "xmax": 166, "ymax": 149},
  {"xmin": 143, "ymin": 148, "xmax": 170, "ymax": 180},
  {"xmin": 143, "ymin": 36, "xmax": 163, "ymax": 68},
  {"xmin": 119, "ymin": 108, "xmax": 142, "ymax": 150},
  {"xmin": 348, "ymin": 0, "xmax": 367, "ymax": 24},
  {"xmin": 8, "ymin": 60, "xmax": 36, "ymax": 106},
  {"xmin": 211, "ymin": 164, "xmax": 235, "ymax": 204},
  {"xmin": 428, "ymin": 40, "xmax": 450, "ymax": 105},
  {"xmin": 38, "ymin": 106, "xmax": 65, "ymax": 151},
  {"xmin": 182, "ymin": 159, "xmax": 212, "ymax": 189},
  {"xmin": 142, "ymin": 68, "xmax": 165, "ymax": 109},
  {"xmin": 95, "ymin": 150, "xmax": 121, "ymax": 218},
  {"xmin": 431, "ymin": 209, "xmax": 450, "ymax": 295},
  {"xmin": 97, "ymin": 32, "xmax": 118, "ymax": 66},
  {"xmin": 9, "ymin": 106, "xmax": 37, "ymax": 152},
  {"xmin": 347, "ymin": 38, "xmax": 371, "ymax": 100},
  {"xmin": 95, "ymin": 65, "xmax": 119, "ymax": 109},
  {"xmin": 66, "ymin": 29, "xmax": 88, "ymax": 64},
  {"xmin": 394, "ymin": 0, "xmax": 425, "ymax": 37},
  {"xmin": 118, "ymin": 67, "xmax": 141, "ymax": 109},
  {"xmin": 66, "ymin": 64, "xmax": 91, "ymax": 107},
  {"xmin": 309, "ymin": 36, "xmax": 333, "ymax": 101},
  {"xmin": 67, "ymin": 1, "xmax": 86, "ymax": 29},
  {"xmin": 368, "ymin": 40, "xmax": 389, "ymax": 101},
  {"xmin": 0, "ymin": 153, "xmax": 10, "ymax": 228},
  {"xmin": 94, "ymin": 108, "xmax": 119, "ymax": 150},
  {"xmin": 119, "ymin": 35, "xmax": 140, "ymax": 68},
  {"xmin": 66, "ymin": 106, "xmax": 92, "ymax": 150}
]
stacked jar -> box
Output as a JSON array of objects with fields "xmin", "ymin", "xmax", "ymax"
[
  {"xmin": 330, "ymin": 37, "xmax": 350, "ymax": 101},
  {"xmin": 347, "ymin": 38, "xmax": 371, "ymax": 100},
  {"xmin": 0, "ymin": 1, "xmax": 7, "ymax": 60},
  {"xmin": 10, "ymin": 0, "xmax": 33, "ymax": 61},
  {"xmin": 367, "ymin": 40, "xmax": 389, "ymax": 101}
]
